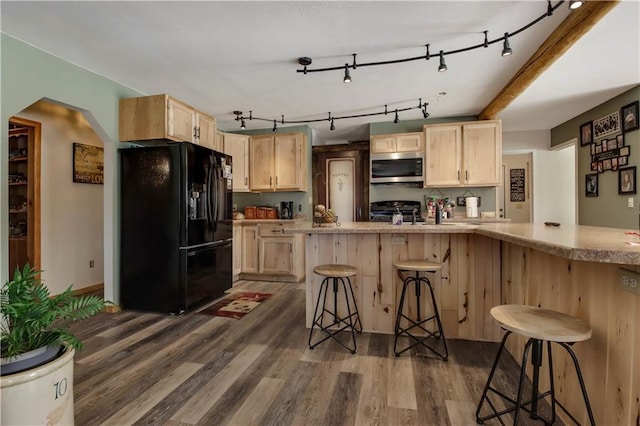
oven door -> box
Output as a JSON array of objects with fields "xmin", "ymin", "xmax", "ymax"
[{"xmin": 370, "ymin": 152, "xmax": 424, "ymax": 183}]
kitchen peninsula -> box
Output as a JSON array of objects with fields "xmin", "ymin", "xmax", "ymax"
[{"xmin": 286, "ymin": 222, "xmax": 639, "ymax": 425}]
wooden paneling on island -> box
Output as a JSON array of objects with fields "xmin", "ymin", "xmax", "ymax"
[{"xmin": 288, "ymin": 222, "xmax": 640, "ymax": 426}]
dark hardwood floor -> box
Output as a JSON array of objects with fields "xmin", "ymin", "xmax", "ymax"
[{"xmin": 70, "ymin": 280, "xmax": 559, "ymax": 425}]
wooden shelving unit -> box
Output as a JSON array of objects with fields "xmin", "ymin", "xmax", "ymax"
[{"xmin": 7, "ymin": 117, "xmax": 41, "ymax": 273}]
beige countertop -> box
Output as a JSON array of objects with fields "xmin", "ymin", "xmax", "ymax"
[{"xmin": 285, "ymin": 222, "xmax": 640, "ymax": 265}]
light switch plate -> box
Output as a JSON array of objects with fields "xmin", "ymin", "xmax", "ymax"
[
  {"xmin": 618, "ymin": 268, "xmax": 640, "ymax": 295},
  {"xmin": 628, "ymin": 197, "xmax": 634, "ymax": 208}
]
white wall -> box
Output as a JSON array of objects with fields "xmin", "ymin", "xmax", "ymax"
[
  {"xmin": 17, "ymin": 100, "xmax": 104, "ymax": 295},
  {"xmin": 503, "ymin": 130, "xmax": 576, "ymax": 225}
]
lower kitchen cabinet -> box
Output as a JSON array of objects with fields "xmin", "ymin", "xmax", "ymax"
[
  {"xmin": 238, "ymin": 222, "xmax": 304, "ymax": 282},
  {"xmin": 232, "ymin": 223, "xmax": 242, "ymax": 280}
]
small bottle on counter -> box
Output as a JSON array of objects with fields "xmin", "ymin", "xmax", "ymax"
[{"xmin": 435, "ymin": 203, "xmax": 443, "ymax": 224}]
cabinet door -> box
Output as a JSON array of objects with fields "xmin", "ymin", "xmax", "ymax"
[
  {"xmin": 225, "ymin": 133, "xmax": 250, "ymax": 192},
  {"xmin": 396, "ymin": 133, "xmax": 424, "ymax": 152},
  {"xmin": 249, "ymin": 135, "xmax": 275, "ymax": 191},
  {"xmin": 167, "ymin": 97, "xmax": 196, "ymax": 143},
  {"xmin": 274, "ymin": 133, "xmax": 304, "ymax": 190},
  {"xmin": 463, "ymin": 121, "xmax": 502, "ymax": 186},
  {"xmin": 213, "ymin": 130, "xmax": 224, "ymax": 153},
  {"xmin": 370, "ymin": 135, "xmax": 396, "ymax": 154},
  {"xmin": 259, "ymin": 237, "xmax": 294, "ymax": 275},
  {"xmin": 195, "ymin": 112, "xmax": 216, "ymax": 149},
  {"xmin": 233, "ymin": 224, "xmax": 242, "ymax": 278},
  {"xmin": 425, "ymin": 125, "xmax": 462, "ymax": 187},
  {"xmin": 241, "ymin": 226, "xmax": 258, "ymax": 273}
]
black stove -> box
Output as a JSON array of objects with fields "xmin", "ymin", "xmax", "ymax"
[{"xmin": 369, "ymin": 200, "xmax": 424, "ymax": 222}]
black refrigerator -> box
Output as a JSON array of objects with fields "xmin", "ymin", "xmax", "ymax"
[{"xmin": 120, "ymin": 142, "xmax": 233, "ymax": 314}]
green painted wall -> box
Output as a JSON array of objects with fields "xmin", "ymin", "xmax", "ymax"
[
  {"xmin": 1, "ymin": 34, "xmax": 143, "ymax": 300},
  {"xmin": 551, "ymin": 86, "xmax": 640, "ymax": 228}
]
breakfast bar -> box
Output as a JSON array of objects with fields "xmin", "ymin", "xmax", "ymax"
[{"xmin": 286, "ymin": 222, "xmax": 640, "ymax": 425}]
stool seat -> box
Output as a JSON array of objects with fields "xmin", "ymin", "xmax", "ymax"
[
  {"xmin": 313, "ymin": 264, "xmax": 357, "ymax": 278},
  {"xmin": 491, "ymin": 305, "xmax": 592, "ymax": 343},
  {"xmin": 393, "ymin": 260, "xmax": 442, "ymax": 272}
]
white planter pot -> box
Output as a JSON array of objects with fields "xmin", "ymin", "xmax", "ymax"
[{"xmin": 1, "ymin": 347, "xmax": 75, "ymax": 425}]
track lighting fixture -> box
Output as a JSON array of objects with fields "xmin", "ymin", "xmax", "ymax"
[
  {"xmin": 297, "ymin": 1, "xmax": 571, "ymax": 77},
  {"xmin": 234, "ymin": 98, "xmax": 430, "ymax": 131},
  {"xmin": 569, "ymin": 1, "xmax": 584, "ymax": 10},
  {"xmin": 438, "ymin": 51, "xmax": 447, "ymax": 72},
  {"xmin": 343, "ymin": 64, "xmax": 351, "ymax": 83},
  {"xmin": 501, "ymin": 33, "xmax": 512, "ymax": 57}
]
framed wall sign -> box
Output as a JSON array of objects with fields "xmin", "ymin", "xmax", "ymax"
[
  {"xmin": 593, "ymin": 111, "xmax": 620, "ymax": 139},
  {"xmin": 73, "ymin": 142, "xmax": 104, "ymax": 184}
]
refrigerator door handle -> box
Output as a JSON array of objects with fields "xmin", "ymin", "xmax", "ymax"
[
  {"xmin": 210, "ymin": 155, "xmax": 218, "ymax": 232},
  {"xmin": 205, "ymin": 155, "xmax": 213, "ymax": 227}
]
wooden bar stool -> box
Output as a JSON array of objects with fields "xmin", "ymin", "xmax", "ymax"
[
  {"xmin": 393, "ymin": 260, "xmax": 448, "ymax": 360},
  {"xmin": 476, "ymin": 304, "xmax": 595, "ymax": 425},
  {"xmin": 308, "ymin": 264, "xmax": 362, "ymax": 354}
]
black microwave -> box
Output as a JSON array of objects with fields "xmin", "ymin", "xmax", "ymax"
[{"xmin": 370, "ymin": 152, "xmax": 424, "ymax": 184}]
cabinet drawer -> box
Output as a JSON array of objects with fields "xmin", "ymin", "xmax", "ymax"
[{"xmin": 258, "ymin": 224, "xmax": 286, "ymax": 237}]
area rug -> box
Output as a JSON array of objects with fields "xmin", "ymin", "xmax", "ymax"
[{"xmin": 198, "ymin": 292, "xmax": 272, "ymax": 319}]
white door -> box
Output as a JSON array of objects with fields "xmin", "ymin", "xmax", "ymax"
[
  {"xmin": 501, "ymin": 154, "xmax": 533, "ymax": 223},
  {"xmin": 326, "ymin": 159, "xmax": 355, "ymax": 222}
]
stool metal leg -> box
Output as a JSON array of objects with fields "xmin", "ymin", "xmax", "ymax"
[
  {"xmin": 558, "ymin": 342, "xmax": 596, "ymax": 426},
  {"xmin": 308, "ymin": 275, "xmax": 360, "ymax": 354},
  {"xmin": 393, "ymin": 271, "xmax": 448, "ymax": 360},
  {"xmin": 345, "ymin": 276, "xmax": 363, "ymax": 333}
]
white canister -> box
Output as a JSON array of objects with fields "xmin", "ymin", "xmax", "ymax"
[{"xmin": 465, "ymin": 197, "xmax": 479, "ymax": 218}]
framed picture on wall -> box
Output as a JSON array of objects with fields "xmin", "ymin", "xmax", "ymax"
[
  {"xmin": 621, "ymin": 101, "xmax": 639, "ymax": 133},
  {"xmin": 619, "ymin": 166, "xmax": 636, "ymax": 195},
  {"xmin": 580, "ymin": 121, "xmax": 593, "ymax": 146},
  {"xmin": 586, "ymin": 173, "xmax": 598, "ymax": 197}
]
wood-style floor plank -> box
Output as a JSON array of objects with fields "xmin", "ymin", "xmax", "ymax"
[{"xmin": 69, "ymin": 280, "xmax": 562, "ymax": 426}]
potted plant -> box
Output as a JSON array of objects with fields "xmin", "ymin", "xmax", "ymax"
[{"xmin": 1, "ymin": 264, "xmax": 107, "ymax": 425}]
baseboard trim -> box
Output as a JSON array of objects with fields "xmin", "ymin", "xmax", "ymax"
[{"xmin": 71, "ymin": 282, "xmax": 104, "ymax": 296}]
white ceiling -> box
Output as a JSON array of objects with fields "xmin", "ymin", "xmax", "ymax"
[{"xmin": 1, "ymin": 1, "xmax": 639, "ymax": 143}]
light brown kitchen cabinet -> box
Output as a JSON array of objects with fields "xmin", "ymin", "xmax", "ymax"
[
  {"xmin": 248, "ymin": 132, "xmax": 307, "ymax": 191},
  {"xmin": 212, "ymin": 129, "xmax": 224, "ymax": 153},
  {"xmin": 119, "ymin": 94, "xmax": 217, "ymax": 145},
  {"xmin": 232, "ymin": 224, "xmax": 242, "ymax": 280},
  {"xmin": 224, "ymin": 133, "xmax": 250, "ymax": 192},
  {"xmin": 241, "ymin": 225, "xmax": 258, "ymax": 274},
  {"xmin": 195, "ymin": 111, "xmax": 217, "ymax": 149},
  {"xmin": 238, "ymin": 222, "xmax": 304, "ymax": 282},
  {"xmin": 370, "ymin": 132, "xmax": 423, "ymax": 154},
  {"xmin": 424, "ymin": 120, "xmax": 501, "ymax": 187}
]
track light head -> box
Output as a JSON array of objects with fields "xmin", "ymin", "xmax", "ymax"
[
  {"xmin": 422, "ymin": 103, "xmax": 430, "ymax": 119},
  {"xmin": 272, "ymin": 120, "xmax": 277, "ymax": 132},
  {"xmin": 569, "ymin": 1, "xmax": 583, "ymax": 10},
  {"xmin": 240, "ymin": 118, "xmax": 246, "ymax": 130},
  {"xmin": 330, "ymin": 118, "xmax": 335, "ymax": 131},
  {"xmin": 501, "ymin": 33, "xmax": 513, "ymax": 57},
  {"xmin": 394, "ymin": 110, "xmax": 399, "ymax": 124},
  {"xmin": 343, "ymin": 64, "xmax": 352, "ymax": 83},
  {"xmin": 438, "ymin": 51, "xmax": 447, "ymax": 72}
]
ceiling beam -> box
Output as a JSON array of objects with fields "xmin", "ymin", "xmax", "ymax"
[{"xmin": 479, "ymin": 1, "xmax": 620, "ymax": 120}]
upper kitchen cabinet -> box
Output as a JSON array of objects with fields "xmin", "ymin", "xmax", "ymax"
[
  {"xmin": 213, "ymin": 130, "xmax": 224, "ymax": 153},
  {"xmin": 370, "ymin": 132, "xmax": 424, "ymax": 154},
  {"xmin": 119, "ymin": 94, "xmax": 216, "ymax": 145},
  {"xmin": 249, "ymin": 132, "xmax": 307, "ymax": 192},
  {"xmin": 224, "ymin": 133, "xmax": 250, "ymax": 192},
  {"xmin": 424, "ymin": 120, "xmax": 502, "ymax": 187}
]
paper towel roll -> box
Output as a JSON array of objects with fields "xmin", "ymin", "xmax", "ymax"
[{"xmin": 465, "ymin": 197, "xmax": 479, "ymax": 218}]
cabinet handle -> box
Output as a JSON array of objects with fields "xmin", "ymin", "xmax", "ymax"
[
  {"xmin": 357, "ymin": 207, "xmax": 362, "ymax": 219},
  {"xmin": 245, "ymin": 177, "xmax": 248, "ymax": 186},
  {"xmin": 270, "ymin": 176, "xmax": 272, "ymax": 186},
  {"xmin": 457, "ymin": 170, "xmax": 460, "ymax": 181},
  {"xmin": 271, "ymin": 229, "xmax": 281, "ymax": 233},
  {"xmin": 193, "ymin": 127, "xmax": 197, "ymax": 138},
  {"xmin": 197, "ymin": 127, "xmax": 201, "ymax": 139},
  {"xmin": 276, "ymin": 176, "xmax": 278, "ymax": 186},
  {"xmin": 466, "ymin": 170, "xmax": 469, "ymax": 181}
]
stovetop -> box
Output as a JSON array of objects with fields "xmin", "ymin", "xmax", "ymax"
[{"xmin": 370, "ymin": 200, "xmax": 424, "ymax": 222}]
